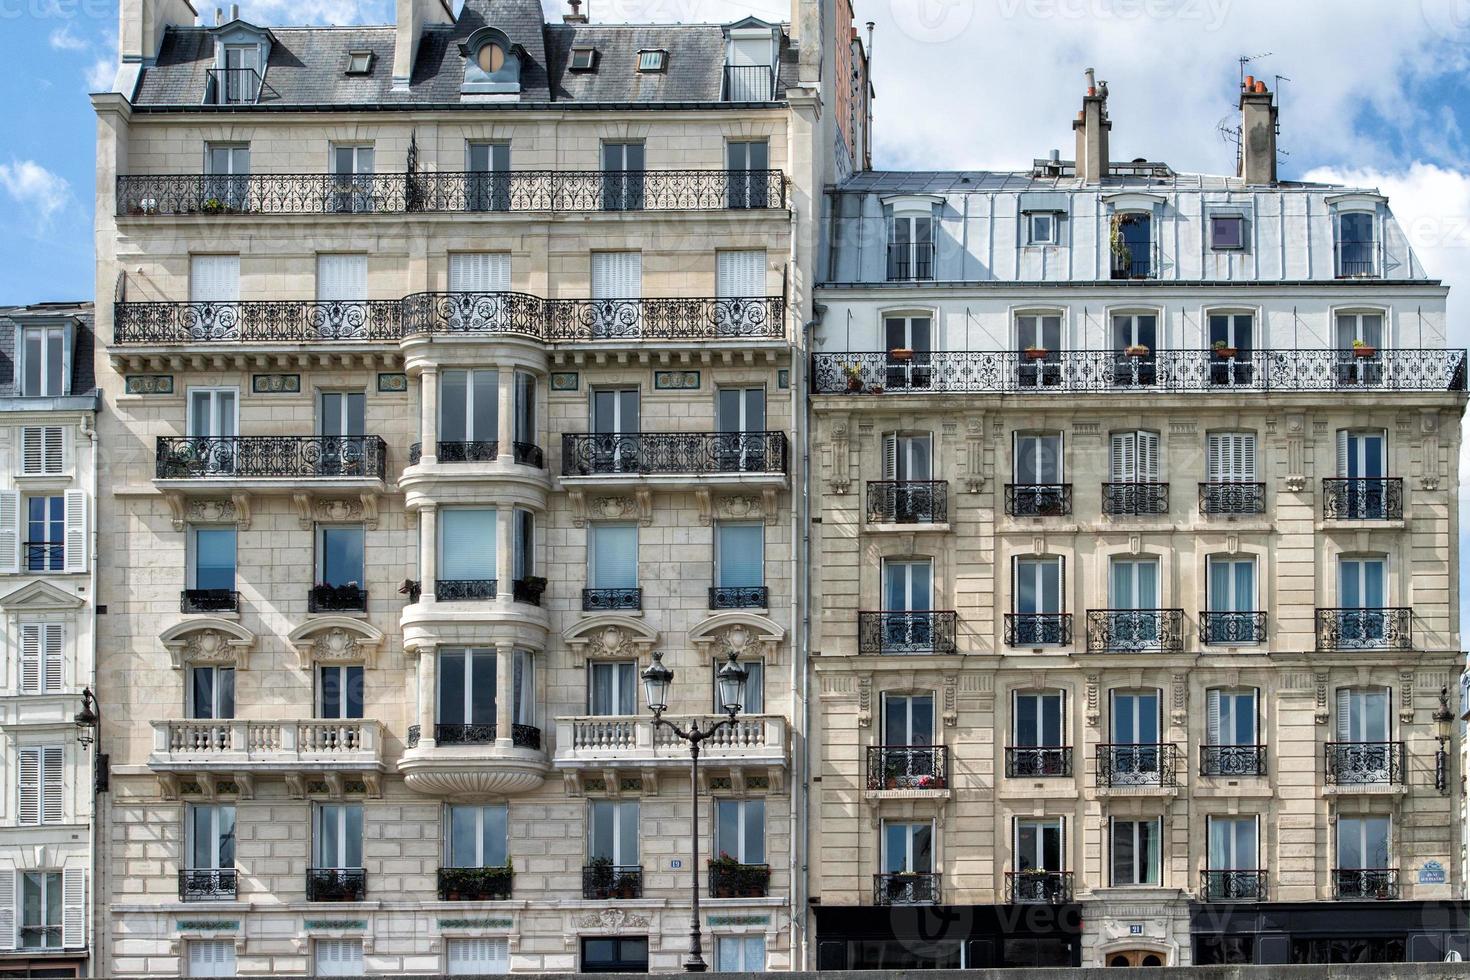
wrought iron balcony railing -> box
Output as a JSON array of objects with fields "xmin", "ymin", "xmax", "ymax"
[
  {"xmin": 1322, "ymin": 478, "xmax": 1404, "ymax": 520},
  {"xmin": 511, "ymin": 724, "xmax": 542, "ymax": 750},
  {"xmin": 1004, "ymin": 483, "xmax": 1073, "ymax": 517},
  {"xmin": 117, "ymin": 169, "xmax": 786, "ymax": 216},
  {"xmin": 1201, "ymin": 870, "xmax": 1267, "ymax": 902},
  {"xmin": 708, "ymin": 586, "xmax": 769, "ymax": 609},
  {"xmin": 886, "ymin": 242, "xmax": 935, "ymax": 282},
  {"xmin": 116, "ymin": 300, "xmax": 403, "ymax": 344},
  {"xmin": 435, "ymin": 579, "xmax": 497, "ymax": 601},
  {"xmin": 1334, "ymin": 241, "xmax": 1381, "ymax": 279},
  {"xmin": 1325, "ymin": 741, "xmax": 1405, "ymax": 785},
  {"xmin": 1005, "ymin": 746, "xmax": 1072, "ymax": 778},
  {"xmin": 1006, "ymin": 871, "xmax": 1074, "ymax": 904},
  {"xmin": 866, "ymin": 745, "xmax": 949, "ymax": 791},
  {"xmin": 436, "ymin": 440, "xmax": 500, "ymax": 462},
  {"xmin": 582, "ymin": 864, "xmax": 643, "ymax": 900},
  {"xmin": 1086, "ymin": 609, "xmax": 1185, "ymax": 652},
  {"xmin": 1096, "ymin": 743, "xmax": 1179, "ymax": 787},
  {"xmin": 857, "ymin": 611, "xmax": 958, "ymax": 655},
  {"xmin": 179, "ymin": 869, "xmax": 238, "ymax": 901},
  {"xmin": 1199, "ymin": 611, "xmax": 1267, "ymax": 645},
  {"xmin": 1315, "ymin": 608, "xmax": 1411, "ymax": 650},
  {"xmin": 811, "ymin": 349, "xmax": 1468, "ymax": 394},
  {"xmin": 1004, "ymin": 613, "xmax": 1072, "ymax": 647},
  {"xmin": 1102, "ymin": 482, "xmax": 1169, "ymax": 515},
  {"xmin": 874, "ymin": 872, "xmax": 939, "ymax": 905},
  {"xmin": 22, "ymin": 541, "xmax": 64, "ymax": 572},
  {"xmin": 306, "ymin": 868, "xmax": 366, "ymax": 902},
  {"xmin": 513, "ymin": 576, "xmax": 547, "ymax": 606},
  {"xmin": 1199, "ymin": 482, "xmax": 1267, "ymax": 515},
  {"xmin": 866, "ymin": 480, "xmax": 948, "ymax": 524},
  {"xmin": 561, "ymin": 432, "xmax": 787, "ymax": 476},
  {"xmin": 722, "ymin": 64, "xmax": 776, "ymax": 101},
  {"xmin": 205, "ymin": 67, "xmax": 261, "ymax": 105},
  {"xmin": 512, "ymin": 441, "xmax": 545, "ymax": 468},
  {"xmin": 1333, "ymin": 868, "xmax": 1398, "ymax": 900},
  {"xmin": 1200, "ymin": 744, "xmax": 1266, "ymax": 777},
  {"xmin": 156, "ymin": 436, "xmax": 387, "ymax": 480},
  {"xmin": 708, "ymin": 862, "xmax": 771, "ymax": 898},
  {"xmin": 308, "ymin": 584, "xmax": 367, "ymax": 613},
  {"xmin": 438, "ymin": 866, "xmax": 513, "ymax": 901},
  {"xmin": 583, "ymin": 588, "xmax": 642, "ymax": 612},
  {"xmin": 434, "ymin": 723, "xmax": 497, "ymax": 745},
  {"xmin": 181, "ymin": 589, "xmax": 239, "ymax": 614}
]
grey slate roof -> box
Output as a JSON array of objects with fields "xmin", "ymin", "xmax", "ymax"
[
  {"xmin": 0, "ymin": 302, "xmax": 96, "ymax": 401},
  {"xmin": 132, "ymin": 0, "xmax": 792, "ymax": 107},
  {"xmin": 833, "ymin": 169, "xmax": 1375, "ymax": 195}
]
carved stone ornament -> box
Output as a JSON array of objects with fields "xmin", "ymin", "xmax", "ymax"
[
  {"xmin": 563, "ymin": 615, "xmax": 659, "ymax": 663},
  {"xmin": 295, "ymin": 493, "xmax": 379, "ymax": 530},
  {"xmin": 287, "ymin": 617, "xmax": 385, "ymax": 669},
  {"xmin": 569, "ymin": 489, "xmax": 653, "ymax": 527},
  {"xmin": 160, "ymin": 619, "xmax": 257, "ymax": 670},
  {"xmin": 1315, "ymin": 672, "xmax": 1330, "ymax": 725},
  {"xmin": 857, "ymin": 676, "xmax": 873, "ymax": 728},
  {"xmin": 1085, "ymin": 674, "xmax": 1101, "ymax": 728},
  {"xmin": 689, "ymin": 612, "xmax": 786, "ymax": 665},
  {"xmin": 695, "ymin": 490, "xmax": 780, "ymax": 527},
  {"xmin": 166, "ymin": 492, "xmax": 251, "ymax": 532}
]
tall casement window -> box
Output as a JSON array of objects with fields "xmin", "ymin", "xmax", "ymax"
[
  {"xmin": 1334, "ymin": 310, "xmax": 1386, "ymax": 384},
  {"xmin": 878, "ymin": 820, "xmax": 936, "ymax": 904},
  {"xmin": 882, "ymin": 313, "xmax": 933, "ymax": 389},
  {"xmin": 1012, "ymin": 556, "xmax": 1064, "ymax": 645},
  {"xmin": 1010, "ymin": 690, "xmax": 1067, "ymax": 777},
  {"xmin": 1206, "ymin": 816, "xmax": 1261, "ymax": 899},
  {"xmin": 713, "ymin": 799, "xmax": 765, "ymax": 865},
  {"xmin": 438, "ymin": 508, "xmax": 497, "ymax": 599},
  {"xmin": 1014, "ymin": 818, "xmax": 1065, "ymax": 874},
  {"xmin": 713, "ymin": 521, "xmax": 764, "ymax": 607},
  {"xmin": 313, "ymin": 804, "xmax": 364, "ymax": 870},
  {"xmin": 1203, "ymin": 687, "xmax": 1261, "ymax": 776},
  {"xmin": 1335, "ymin": 555, "xmax": 1390, "ymax": 648},
  {"xmin": 588, "ymin": 800, "xmax": 639, "ymax": 866},
  {"xmin": 1204, "ymin": 556, "xmax": 1259, "ymax": 645},
  {"xmin": 318, "ymin": 664, "xmax": 363, "ymax": 720},
  {"xmin": 1110, "ymin": 817, "xmax": 1162, "ymax": 885},
  {"xmin": 601, "ymin": 141, "xmax": 645, "ymax": 211},
  {"xmin": 189, "ymin": 665, "xmax": 235, "ymax": 720},
  {"xmin": 726, "ymin": 139, "xmax": 770, "ymax": 209},
  {"xmin": 1332, "ymin": 686, "xmax": 1395, "ymax": 784},
  {"xmin": 187, "ymin": 804, "xmax": 236, "ymax": 873},
  {"xmin": 1335, "ymin": 211, "xmax": 1378, "ymax": 278},
  {"xmin": 437, "ymin": 648, "xmax": 496, "ymax": 741},
  {"xmin": 1207, "ymin": 312, "xmax": 1255, "ymax": 385},
  {"xmin": 587, "ymin": 522, "xmax": 638, "ymax": 609},
  {"xmin": 586, "ymin": 388, "xmax": 639, "ymax": 471},
  {"xmin": 19, "ymin": 324, "xmax": 67, "ymax": 397},
  {"xmin": 465, "ymin": 141, "xmax": 510, "ymax": 212},
  {"xmin": 715, "ymin": 387, "xmax": 768, "ymax": 470},
  {"xmin": 441, "ymin": 369, "xmax": 499, "ymax": 458},
  {"xmin": 588, "ymin": 661, "xmax": 637, "ymax": 716},
  {"xmin": 1106, "ymin": 689, "xmax": 1163, "ymax": 785},
  {"xmin": 1106, "ymin": 557, "xmax": 1163, "ymax": 650},
  {"xmin": 446, "ymin": 803, "xmax": 509, "ymax": 868},
  {"xmin": 1335, "ymin": 816, "xmax": 1393, "ymax": 900},
  {"xmin": 1333, "ymin": 429, "xmax": 1390, "ymax": 519},
  {"xmin": 887, "ymin": 211, "xmax": 935, "ymax": 281},
  {"xmin": 876, "ymin": 432, "xmax": 935, "ymax": 523}
]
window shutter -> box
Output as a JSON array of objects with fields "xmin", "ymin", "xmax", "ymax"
[
  {"xmin": 63, "ymin": 490, "xmax": 86, "ymax": 573},
  {"xmin": 1239, "ymin": 433, "xmax": 1256, "ymax": 481},
  {"xmin": 0, "ymin": 870, "xmax": 14, "ymax": 952},
  {"xmin": 60, "ymin": 324, "xmax": 73, "ymax": 398},
  {"xmin": 18, "ymin": 625, "xmax": 40, "ymax": 695},
  {"xmin": 61, "ymin": 868, "xmax": 84, "ymax": 949},
  {"xmin": 316, "ymin": 254, "xmax": 368, "ymax": 302},
  {"xmin": 882, "ymin": 434, "xmax": 897, "ymax": 480},
  {"xmin": 1109, "ymin": 432, "xmax": 1133, "ymax": 481},
  {"xmin": 591, "ymin": 252, "xmax": 642, "ymax": 299},
  {"xmin": 1335, "ymin": 688, "xmax": 1352, "ymax": 741},
  {"xmin": 189, "ymin": 255, "xmax": 240, "ymax": 303},
  {"xmin": 0, "ymin": 490, "xmax": 20, "ymax": 574},
  {"xmin": 448, "ymin": 253, "xmax": 511, "ymax": 292},
  {"xmin": 448, "ymin": 937, "xmax": 510, "ymax": 975},
  {"xmin": 21, "ymin": 427, "xmax": 63, "ymax": 476},
  {"xmin": 1336, "ymin": 430, "xmax": 1349, "ymax": 477},
  {"xmin": 1206, "ymin": 689, "xmax": 1221, "ymax": 745},
  {"xmin": 42, "ymin": 625, "xmax": 62, "ymax": 693},
  {"xmin": 1138, "ymin": 431, "xmax": 1160, "ymax": 481},
  {"xmin": 41, "ymin": 746, "xmax": 64, "ymax": 823},
  {"xmin": 716, "ymin": 251, "xmax": 766, "ymax": 297},
  {"xmin": 17, "ymin": 749, "xmax": 39, "ymax": 825}
]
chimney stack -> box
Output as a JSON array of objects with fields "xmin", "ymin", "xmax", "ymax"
[
  {"xmin": 1238, "ymin": 78, "xmax": 1278, "ymax": 186},
  {"xmin": 391, "ymin": 0, "xmax": 454, "ymax": 91},
  {"xmin": 1072, "ymin": 68, "xmax": 1111, "ymax": 184},
  {"xmin": 119, "ymin": 0, "xmax": 196, "ymax": 66},
  {"xmin": 563, "ymin": 0, "xmax": 587, "ymax": 23},
  {"xmin": 228, "ymin": 3, "xmax": 237, "ymax": 20}
]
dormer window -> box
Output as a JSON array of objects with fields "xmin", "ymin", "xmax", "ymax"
[
  {"xmin": 460, "ymin": 27, "xmax": 522, "ymax": 95},
  {"xmin": 345, "ymin": 51, "xmax": 374, "ymax": 75},
  {"xmin": 637, "ymin": 50, "xmax": 666, "ymax": 72},
  {"xmin": 570, "ymin": 47, "xmax": 596, "ymax": 71},
  {"xmin": 206, "ymin": 20, "xmax": 274, "ymax": 105}
]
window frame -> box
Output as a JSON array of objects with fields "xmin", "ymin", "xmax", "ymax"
[
  {"xmin": 317, "ymin": 664, "xmax": 364, "ymax": 720},
  {"xmin": 186, "ymin": 802, "xmax": 237, "ymax": 871},
  {"xmin": 880, "ymin": 818, "xmax": 934, "ymax": 874},
  {"xmin": 187, "ymin": 525, "xmax": 237, "ymax": 591},
  {"xmin": 1209, "ymin": 213, "xmax": 1245, "ymax": 251},
  {"xmin": 1026, "ymin": 211, "xmax": 1058, "ymax": 246},
  {"xmin": 436, "ymin": 647, "xmax": 497, "ymax": 728},
  {"xmin": 1109, "ymin": 816, "xmax": 1162, "ymax": 886},
  {"xmin": 445, "ymin": 802, "xmax": 509, "ymax": 869},
  {"xmin": 587, "ymin": 799, "xmax": 639, "ymax": 865},
  {"xmin": 19, "ymin": 324, "xmax": 68, "ymax": 398},
  {"xmin": 315, "ymin": 523, "xmax": 365, "ymax": 588},
  {"xmin": 18, "ymin": 870, "xmax": 62, "ymax": 950},
  {"xmin": 188, "ymin": 665, "xmax": 235, "ymax": 720},
  {"xmin": 713, "ymin": 798, "xmax": 765, "ymax": 865}
]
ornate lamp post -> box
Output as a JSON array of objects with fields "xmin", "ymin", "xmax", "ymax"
[
  {"xmin": 641, "ymin": 649, "xmax": 747, "ymax": 973},
  {"xmin": 74, "ymin": 686, "xmax": 108, "ymax": 793},
  {"xmin": 1433, "ymin": 685, "xmax": 1455, "ymax": 795}
]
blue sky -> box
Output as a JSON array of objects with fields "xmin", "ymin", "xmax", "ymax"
[{"xmin": 2, "ymin": 0, "xmax": 1470, "ymax": 632}]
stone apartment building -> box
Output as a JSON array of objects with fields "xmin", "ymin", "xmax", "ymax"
[
  {"xmin": 85, "ymin": 0, "xmax": 863, "ymax": 970},
  {"xmin": 806, "ymin": 78, "xmax": 1470, "ymax": 968},
  {"xmin": 0, "ymin": 303, "xmax": 100, "ymax": 978}
]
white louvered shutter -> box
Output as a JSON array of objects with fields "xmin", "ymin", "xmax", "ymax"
[
  {"xmin": 448, "ymin": 253, "xmax": 511, "ymax": 292},
  {"xmin": 0, "ymin": 871, "xmax": 14, "ymax": 951},
  {"xmin": 1206, "ymin": 689, "xmax": 1221, "ymax": 745},
  {"xmin": 1109, "ymin": 433, "xmax": 1134, "ymax": 482},
  {"xmin": 189, "ymin": 255, "xmax": 239, "ymax": 303},
  {"xmin": 17, "ymin": 749, "xmax": 39, "ymax": 825},
  {"xmin": 1335, "ymin": 688, "xmax": 1353, "ymax": 741},
  {"xmin": 21, "ymin": 427, "xmax": 63, "ymax": 476},
  {"xmin": 447, "ymin": 937, "xmax": 510, "ymax": 975},
  {"xmin": 61, "ymin": 868, "xmax": 84, "ymax": 949},
  {"xmin": 882, "ymin": 434, "xmax": 898, "ymax": 480},
  {"xmin": 316, "ymin": 254, "xmax": 368, "ymax": 302},
  {"xmin": 189, "ymin": 939, "xmax": 237, "ymax": 977},
  {"xmin": 1336, "ymin": 430, "xmax": 1349, "ymax": 477},
  {"xmin": 42, "ymin": 625, "xmax": 62, "ymax": 694},
  {"xmin": 1138, "ymin": 431, "xmax": 1160, "ymax": 481},
  {"xmin": 63, "ymin": 490, "xmax": 86, "ymax": 573},
  {"xmin": 717, "ymin": 250, "xmax": 766, "ymax": 298},
  {"xmin": 41, "ymin": 746, "xmax": 63, "ymax": 824},
  {"xmin": 591, "ymin": 252, "xmax": 642, "ymax": 299},
  {"xmin": 0, "ymin": 490, "xmax": 19, "ymax": 575},
  {"xmin": 315, "ymin": 938, "xmax": 364, "ymax": 976},
  {"xmin": 18, "ymin": 625, "xmax": 40, "ymax": 694}
]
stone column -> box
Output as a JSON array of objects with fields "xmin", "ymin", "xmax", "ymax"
[
  {"xmin": 497, "ymin": 366, "xmax": 515, "ymax": 457},
  {"xmin": 420, "ymin": 504, "xmax": 438, "ymax": 599},
  {"xmin": 495, "ymin": 641, "xmax": 515, "ymax": 747},
  {"xmin": 418, "ymin": 646, "xmax": 437, "ymax": 748},
  {"xmin": 421, "ymin": 366, "xmax": 440, "ymax": 464},
  {"xmin": 496, "ymin": 504, "xmax": 514, "ymax": 600}
]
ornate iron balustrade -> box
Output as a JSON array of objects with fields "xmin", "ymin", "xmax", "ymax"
[
  {"xmin": 511, "ymin": 724, "xmax": 542, "ymax": 750},
  {"xmin": 583, "ymin": 588, "xmax": 642, "ymax": 612},
  {"xmin": 1199, "ymin": 611, "xmax": 1267, "ymax": 645},
  {"xmin": 438, "ymin": 866, "xmax": 513, "ymax": 901},
  {"xmin": 723, "ymin": 65, "xmax": 776, "ymax": 102},
  {"xmin": 1325, "ymin": 741, "xmax": 1405, "ymax": 785},
  {"xmin": 1086, "ymin": 609, "xmax": 1185, "ymax": 652},
  {"xmin": 866, "ymin": 480, "xmax": 948, "ymax": 524},
  {"xmin": 179, "ymin": 869, "xmax": 238, "ymax": 901},
  {"xmin": 156, "ymin": 436, "xmax": 387, "ymax": 480},
  {"xmin": 811, "ymin": 349, "xmax": 1468, "ymax": 394},
  {"xmin": 435, "ymin": 579, "xmax": 497, "ymax": 601},
  {"xmin": 561, "ymin": 431, "xmax": 788, "ymax": 476},
  {"xmin": 1004, "ymin": 613, "xmax": 1072, "ymax": 647},
  {"xmin": 1005, "ymin": 746, "xmax": 1072, "ymax": 778},
  {"xmin": 708, "ymin": 862, "xmax": 770, "ymax": 898},
  {"xmin": 873, "ymin": 872, "xmax": 940, "ymax": 905},
  {"xmin": 513, "ymin": 577, "xmax": 547, "ymax": 606},
  {"xmin": 1200, "ymin": 744, "xmax": 1267, "ymax": 777},
  {"xmin": 1005, "ymin": 484, "xmax": 1073, "ymax": 517},
  {"xmin": 582, "ymin": 864, "xmax": 643, "ymax": 900},
  {"xmin": 23, "ymin": 541, "xmax": 64, "ymax": 571},
  {"xmin": 1102, "ymin": 482, "xmax": 1169, "ymax": 515},
  {"xmin": 886, "ymin": 242, "xmax": 935, "ymax": 282},
  {"xmin": 437, "ymin": 440, "xmax": 500, "ymax": 462},
  {"xmin": 434, "ymin": 723, "xmax": 497, "ymax": 745},
  {"xmin": 1315, "ymin": 608, "xmax": 1411, "ymax": 650},
  {"xmin": 709, "ymin": 586, "xmax": 769, "ymax": 609},
  {"xmin": 118, "ymin": 172, "xmax": 411, "ymax": 215},
  {"xmin": 306, "ymin": 868, "xmax": 366, "ymax": 902},
  {"xmin": 1322, "ymin": 478, "xmax": 1404, "ymax": 520},
  {"xmin": 116, "ymin": 300, "xmax": 402, "ymax": 344},
  {"xmin": 399, "ymin": 290, "xmax": 549, "ymax": 340},
  {"xmin": 182, "ymin": 589, "xmax": 238, "ymax": 614},
  {"xmin": 1096, "ymin": 743, "xmax": 1179, "ymax": 787},
  {"xmin": 1201, "ymin": 870, "xmax": 1267, "ymax": 902},
  {"xmin": 866, "ymin": 745, "xmax": 950, "ymax": 790},
  {"xmin": 1332, "ymin": 868, "xmax": 1399, "ymax": 900},
  {"xmin": 513, "ymin": 441, "xmax": 545, "ymax": 468},
  {"xmin": 1199, "ymin": 482, "xmax": 1267, "ymax": 515},
  {"xmin": 308, "ymin": 584, "xmax": 367, "ymax": 613},
  {"xmin": 1006, "ymin": 871, "xmax": 1074, "ymax": 904},
  {"xmin": 857, "ymin": 610, "xmax": 958, "ymax": 654}
]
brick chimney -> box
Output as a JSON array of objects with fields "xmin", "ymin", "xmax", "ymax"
[
  {"xmin": 1071, "ymin": 68, "xmax": 1111, "ymax": 184},
  {"xmin": 392, "ymin": 0, "xmax": 454, "ymax": 91},
  {"xmin": 1238, "ymin": 76, "xmax": 1278, "ymax": 186},
  {"xmin": 563, "ymin": 0, "xmax": 588, "ymax": 23}
]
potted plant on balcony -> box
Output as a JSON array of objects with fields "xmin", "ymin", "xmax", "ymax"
[
  {"xmin": 1023, "ymin": 345, "xmax": 1050, "ymax": 361},
  {"xmin": 1109, "ymin": 212, "xmax": 1134, "ymax": 272},
  {"xmin": 916, "ymin": 773, "xmax": 946, "ymax": 791},
  {"xmin": 1212, "ymin": 339, "xmax": 1238, "ymax": 359},
  {"xmin": 842, "ymin": 362, "xmax": 863, "ymax": 393},
  {"xmin": 888, "ymin": 347, "xmax": 914, "ymax": 362},
  {"xmin": 587, "ymin": 855, "xmax": 614, "ymax": 898},
  {"xmin": 708, "ymin": 852, "xmax": 741, "ymax": 898},
  {"xmin": 1125, "ymin": 343, "xmax": 1151, "ymax": 358},
  {"xmin": 882, "ymin": 757, "xmax": 904, "ymax": 790},
  {"xmin": 1352, "ymin": 338, "xmax": 1377, "ymax": 358},
  {"xmin": 611, "ymin": 867, "xmax": 640, "ymax": 899}
]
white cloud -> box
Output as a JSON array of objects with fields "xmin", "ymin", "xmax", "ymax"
[
  {"xmin": 86, "ymin": 57, "xmax": 117, "ymax": 92},
  {"xmin": 0, "ymin": 161, "xmax": 72, "ymax": 224},
  {"xmin": 47, "ymin": 25, "xmax": 89, "ymax": 51}
]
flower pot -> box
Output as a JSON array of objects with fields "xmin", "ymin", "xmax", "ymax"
[
  {"xmin": 1024, "ymin": 348, "xmax": 1051, "ymax": 361},
  {"xmin": 1125, "ymin": 346, "xmax": 1150, "ymax": 358},
  {"xmin": 885, "ymin": 777, "xmax": 898, "ymax": 789},
  {"xmin": 1353, "ymin": 346, "xmax": 1377, "ymax": 359},
  {"xmin": 866, "ymin": 384, "xmax": 884, "ymax": 394},
  {"xmin": 846, "ymin": 377, "xmax": 863, "ymax": 392},
  {"xmin": 1213, "ymin": 347, "xmax": 1238, "ymax": 359},
  {"xmin": 888, "ymin": 348, "xmax": 914, "ymax": 361}
]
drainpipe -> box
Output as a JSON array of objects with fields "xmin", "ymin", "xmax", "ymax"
[{"xmin": 81, "ymin": 403, "xmax": 99, "ymax": 978}]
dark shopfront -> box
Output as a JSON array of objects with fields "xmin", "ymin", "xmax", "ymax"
[
  {"xmin": 814, "ymin": 903, "xmax": 1083, "ymax": 970},
  {"xmin": 1192, "ymin": 900, "xmax": 1470, "ymax": 965}
]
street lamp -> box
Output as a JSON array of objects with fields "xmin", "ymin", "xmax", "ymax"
[
  {"xmin": 1433, "ymin": 685, "xmax": 1455, "ymax": 795},
  {"xmin": 74, "ymin": 686, "xmax": 108, "ymax": 793},
  {"xmin": 641, "ymin": 649, "xmax": 747, "ymax": 973}
]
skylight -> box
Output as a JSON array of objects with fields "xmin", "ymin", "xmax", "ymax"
[{"xmin": 637, "ymin": 50, "xmax": 666, "ymax": 72}]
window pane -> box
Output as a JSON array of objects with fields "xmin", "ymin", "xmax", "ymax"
[
  {"xmin": 744, "ymin": 800, "xmax": 765, "ymax": 864},
  {"xmin": 441, "ymin": 509, "xmax": 497, "ymax": 579},
  {"xmin": 442, "ymin": 370, "xmax": 468, "ymax": 442},
  {"xmin": 320, "ymin": 526, "xmax": 364, "ymax": 586},
  {"xmin": 194, "ymin": 529, "xmax": 236, "ymax": 589},
  {"xmin": 482, "ymin": 805, "xmax": 508, "ymax": 866},
  {"xmin": 439, "ymin": 650, "xmax": 467, "ymax": 726}
]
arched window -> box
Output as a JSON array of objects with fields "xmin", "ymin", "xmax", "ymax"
[{"xmin": 461, "ymin": 28, "xmax": 522, "ymax": 94}]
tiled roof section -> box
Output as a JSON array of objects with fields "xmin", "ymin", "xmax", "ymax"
[
  {"xmin": 132, "ymin": 0, "xmax": 790, "ymax": 107},
  {"xmin": 834, "ymin": 169, "xmax": 1373, "ymax": 195},
  {"xmin": 0, "ymin": 303, "xmax": 97, "ymax": 399}
]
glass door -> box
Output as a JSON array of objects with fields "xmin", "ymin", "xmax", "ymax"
[
  {"xmin": 591, "ymin": 389, "xmax": 639, "ymax": 473},
  {"xmin": 883, "ymin": 315, "xmax": 932, "ymax": 389},
  {"xmin": 1110, "ymin": 690, "xmax": 1161, "ymax": 782},
  {"xmin": 318, "ymin": 391, "xmax": 366, "ymax": 475},
  {"xmin": 716, "ymin": 387, "xmax": 766, "ymax": 471},
  {"xmin": 881, "ymin": 559, "xmax": 933, "ymax": 652},
  {"xmin": 1207, "ymin": 312, "xmax": 1254, "ymax": 385}
]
